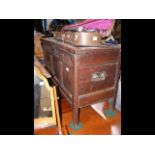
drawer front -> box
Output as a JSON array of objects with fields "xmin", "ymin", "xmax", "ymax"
[
  {"xmin": 79, "ymin": 49, "xmax": 119, "ymax": 65},
  {"xmin": 78, "ymin": 63, "xmax": 117, "ymax": 95}
]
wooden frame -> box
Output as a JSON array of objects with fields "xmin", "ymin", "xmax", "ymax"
[{"xmin": 34, "ymin": 66, "xmax": 57, "ymax": 130}]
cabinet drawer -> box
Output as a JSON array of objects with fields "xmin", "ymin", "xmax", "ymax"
[
  {"xmin": 78, "ymin": 63, "xmax": 117, "ymax": 95},
  {"xmin": 79, "ymin": 49, "xmax": 119, "ymax": 65}
]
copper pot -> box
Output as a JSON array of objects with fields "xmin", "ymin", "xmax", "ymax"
[{"xmin": 70, "ymin": 31, "xmax": 101, "ymax": 46}]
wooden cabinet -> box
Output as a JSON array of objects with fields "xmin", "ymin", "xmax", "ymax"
[{"xmin": 41, "ymin": 38, "xmax": 121, "ymax": 127}]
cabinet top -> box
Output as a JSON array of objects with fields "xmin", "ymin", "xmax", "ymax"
[{"xmin": 41, "ymin": 37, "xmax": 121, "ymax": 54}]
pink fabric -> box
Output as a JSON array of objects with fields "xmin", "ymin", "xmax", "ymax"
[
  {"xmin": 63, "ymin": 19, "xmax": 113, "ymax": 31},
  {"xmin": 82, "ymin": 19, "xmax": 113, "ymax": 30}
]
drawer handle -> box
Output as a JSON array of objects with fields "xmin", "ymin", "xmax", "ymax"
[{"xmin": 91, "ymin": 72, "xmax": 106, "ymax": 82}]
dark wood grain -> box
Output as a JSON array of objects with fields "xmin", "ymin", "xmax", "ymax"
[{"xmin": 41, "ymin": 37, "xmax": 121, "ymax": 127}]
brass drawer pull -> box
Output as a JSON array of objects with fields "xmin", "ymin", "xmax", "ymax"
[{"xmin": 91, "ymin": 72, "xmax": 106, "ymax": 82}]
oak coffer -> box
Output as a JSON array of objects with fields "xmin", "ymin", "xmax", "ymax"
[{"xmin": 41, "ymin": 37, "xmax": 121, "ymax": 127}]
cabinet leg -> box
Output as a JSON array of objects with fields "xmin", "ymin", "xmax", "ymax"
[
  {"xmin": 73, "ymin": 107, "xmax": 79, "ymax": 128},
  {"xmin": 112, "ymin": 97, "xmax": 116, "ymax": 110},
  {"xmin": 69, "ymin": 107, "xmax": 83, "ymax": 131},
  {"xmin": 108, "ymin": 97, "xmax": 116, "ymax": 110}
]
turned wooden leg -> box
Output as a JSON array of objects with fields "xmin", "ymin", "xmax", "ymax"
[{"xmin": 73, "ymin": 107, "xmax": 79, "ymax": 128}]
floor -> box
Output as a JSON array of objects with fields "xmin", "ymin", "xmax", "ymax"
[{"xmin": 34, "ymin": 98, "xmax": 121, "ymax": 135}]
